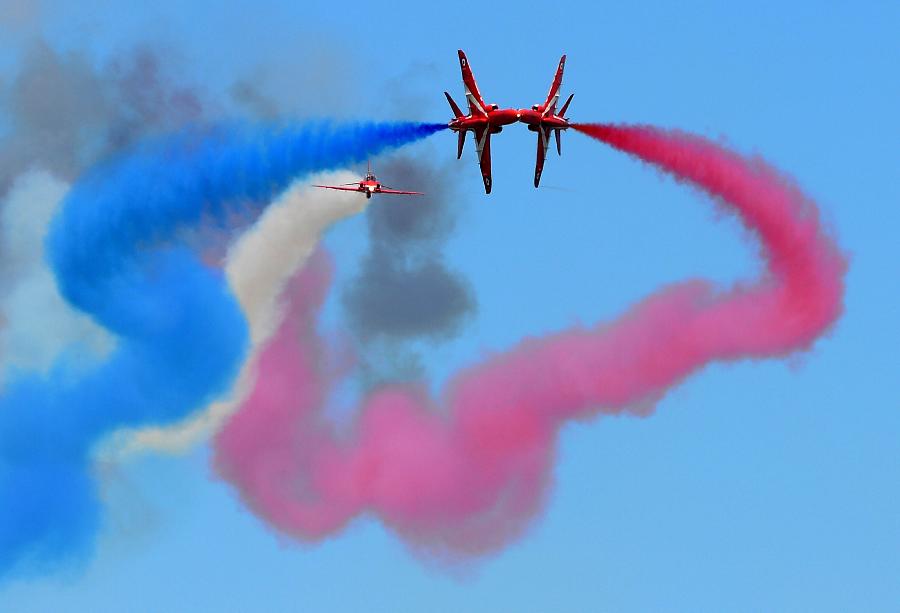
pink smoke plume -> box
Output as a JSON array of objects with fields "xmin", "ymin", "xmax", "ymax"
[{"xmin": 214, "ymin": 124, "xmax": 846, "ymax": 555}]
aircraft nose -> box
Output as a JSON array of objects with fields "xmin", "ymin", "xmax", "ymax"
[
  {"xmin": 517, "ymin": 110, "xmax": 539, "ymax": 125},
  {"xmin": 498, "ymin": 109, "xmax": 519, "ymax": 124}
]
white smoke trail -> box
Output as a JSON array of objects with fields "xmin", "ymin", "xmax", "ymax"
[{"xmin": 112, "ymin": 171, "xmax": 365, "ymax": 455}]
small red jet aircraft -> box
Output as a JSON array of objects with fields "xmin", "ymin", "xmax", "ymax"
[
  {"xmin": 517, "ymin": 55, "xmax": 574, "ymax": 188},
  {"xmin": 444, "ymin": 50, "xmax": 520, "ymax": 194},
  {"xmin": 313, "ymin": 162, "xmax": 423, "ymax": 199}
]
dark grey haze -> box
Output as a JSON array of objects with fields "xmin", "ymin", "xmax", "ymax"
[
  {"xmin": 341, "ymin": 154, "xmax": 476, "ymax": 384},
  {"xmin": 0, "ymin": 42, "xmax": 205, "ymax": 196}
]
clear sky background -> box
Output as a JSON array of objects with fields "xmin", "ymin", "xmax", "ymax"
[{"xmin": 1, "ymin": 1, "xmax": 898, "ymax": 611}]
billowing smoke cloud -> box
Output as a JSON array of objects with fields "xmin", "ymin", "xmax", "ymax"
[
  {"xmin": 0, "ymin": 120, "xmax": 444, "ymax": 577},
  {"xmin": 115, "ymin": 173, "xmax": 366, "ymax": 455},
  {"xmin": 342, "ymin": 154, "xmax": 475, "ymax": 384},
  {"xmin": 119, "ymin": 134, "xmax": 472, "ymax": 455},
  {"xmin": 214, "ymin": 124, "xmax": 846, "ymax": 556}
]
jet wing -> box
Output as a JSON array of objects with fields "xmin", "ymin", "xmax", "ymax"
[
  {"xmin": 533, "ymin": 127, "xmax": 552, "ymax": 188},
  {"xmin": 543, "ymin": 55, "xmax": 566, "ymax": 116},
  {"xmin": 473, "ymin": 125, "xmax": 493, "ymax": 194},
  {"xmin": 313, "ymin": 185, "xmax": 362, "ymax": 192},
  {"xmin": 457, "ymin": 50, "xmax": 487, "ymax": 117},
  {"xmin": 377, "ymin": 187, "xmax": 424, "ymax": 195}
]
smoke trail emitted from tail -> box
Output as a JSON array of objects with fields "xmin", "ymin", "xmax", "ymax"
[
  {"xmin": 0, "ymin": 120, "xmax": 445, "ymax": 577},
  {"xmin": 215, "ymin": 124, "xmax": 846, "ymax": 555}
]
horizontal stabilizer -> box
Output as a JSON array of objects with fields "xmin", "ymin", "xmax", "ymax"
[
  {"xmin": 559, "ymin": 92, "xmax": 574, "ymax": 118},
  {"xmin": 444, "ymin": 92, "xmax": 464, "ymax": 119}
]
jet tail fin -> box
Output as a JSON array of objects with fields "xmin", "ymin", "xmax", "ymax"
[
  {"xmin": 444, "ymin": 92, "xmax": 465, "ymax": 119},
  {"xmin": 457, "ymin": 131, "xmax": 465, "ymax": 159}
]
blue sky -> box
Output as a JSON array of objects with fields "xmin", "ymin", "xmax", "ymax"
[{"xmin": 1, "ymin": 1, "xmax": 898, "ymax": 611}]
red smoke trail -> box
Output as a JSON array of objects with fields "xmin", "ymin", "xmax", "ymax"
[{"xmin": 214, "ymin": 124, "xmax": 846, "ymax": 555}]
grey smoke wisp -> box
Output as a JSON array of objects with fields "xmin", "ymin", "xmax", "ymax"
[{"xmin": 341, "ymin": 154, "xmax": 476, "ymax": 384}]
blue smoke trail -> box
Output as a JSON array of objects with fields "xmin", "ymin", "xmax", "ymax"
[{"xmin": 0, "ymin": 120, "xmax": 446, "ymax": 578}]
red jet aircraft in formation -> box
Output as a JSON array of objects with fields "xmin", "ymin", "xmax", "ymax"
[
  {"xmin": 517, "ymin": 55, "xmax": 574, "ymax": 188},
  {"xmin": 313, "ymin": 162, "xmax": 423, "ymax": 199},
  {"xmin": 445, "ymin": 50, "xmax": 573, "ymax": 193},
  {"xmin": 444, "ymin": 50, "xmax": 520, "ymax": 194},
  {"xmin": 318, "ymin": 51, "xmax": 571, "ymax": 198}
]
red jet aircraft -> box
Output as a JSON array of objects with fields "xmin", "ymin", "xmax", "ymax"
[
  {"xmin": 517, "ymin": 55, "xmax": 574, "ymax": 188},
  {"xmin": 444, "ymin": 50, "xmax": 520, "ymax": 194},
  {"xmin": 313, "ymin": 162, "xmax": 423, "ymax": 199}
]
